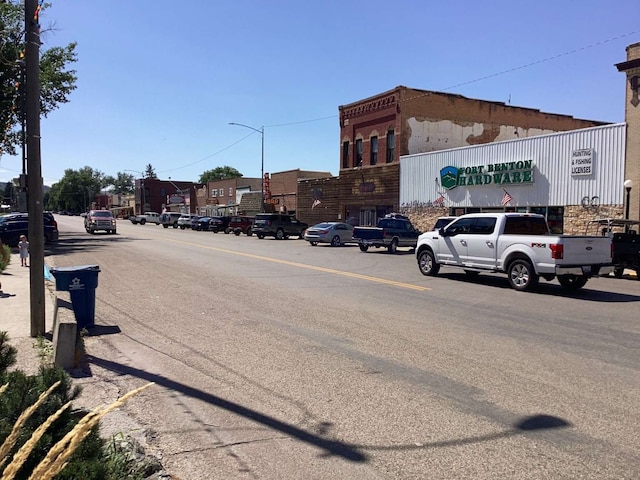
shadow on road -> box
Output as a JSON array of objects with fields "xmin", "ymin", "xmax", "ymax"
[
  {"xmin": 86, "ymin": 355, "xmax": 571, "ymax": 463},
  {"xmin": 87, "ymin": 354, "xmax": 367, "ymax": 462},
  {"xmin": 438, "ymin": 271, "xmax": 640, "ymax": 302}
]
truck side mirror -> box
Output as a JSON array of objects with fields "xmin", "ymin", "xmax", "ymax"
[{"xmin": 439, "ymin": 228, "xmax": 448, "ymax": 237}]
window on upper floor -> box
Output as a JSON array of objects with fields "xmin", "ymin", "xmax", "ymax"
[
  {"xmin": 370, "ymin": 136, "xmax": 378, "ymax": 165},
  {"xmin": 386, "ymin": 130, "xmax": 395, "ymax": 163},
  {"xmin": 211, "ymin": 189, "xmax": 217, "ymax": 197},
  {"xmin": 355, "ymin": 139, "xmax": 363, "ymax": 167},
  {"xmin": 342, "ymin": 141, "xmax": 349, "ymax": 169},
  {"xmin": 228, "ymin": 187, "xmax": 233, "ymax": 196}
]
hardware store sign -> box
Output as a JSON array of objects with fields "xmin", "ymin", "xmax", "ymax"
[{"xmin": 440, "ymin": 160, "xmax": 534, "ymax": 191}]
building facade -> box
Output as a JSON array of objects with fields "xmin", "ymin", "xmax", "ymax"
[
  {"xmin": 298, "ymin": 86, "xmax": 606, "ymax": 227},
  {"xmin": 616, "ymin": 41, "xmax": 640, "ymax": 221},
  {"xmin": 134, "ymin": 178, "xmax": 202, "ymax": 215}
]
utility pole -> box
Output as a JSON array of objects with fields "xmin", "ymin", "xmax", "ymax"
[{"xmin": 25, "ymin": 0, "xmax": 45, "ymax": 336}]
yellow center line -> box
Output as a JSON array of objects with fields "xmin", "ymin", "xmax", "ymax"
[{"xmin": 147, "ymin": 233, "xmax": 430, "ymax": 291}]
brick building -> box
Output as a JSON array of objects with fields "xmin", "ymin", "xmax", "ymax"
[
  {"xmin": 616, "ymin": 41, "xmax": 640, "ymax": 221},
  {"xmin": 298, "ymin": 86, "xmax": 605, "ymax": 227},
  {"xmin": 134, "ymin": 178, "xmax": 202, "ymax": 215}
]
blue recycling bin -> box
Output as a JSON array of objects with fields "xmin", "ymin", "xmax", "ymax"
[{"xmin": 50, "ymin": 265, "xmax": 100, "ymax": 329}]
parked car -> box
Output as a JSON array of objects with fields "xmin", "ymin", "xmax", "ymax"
[
  {"xmin": 252, "ymin": 213, "xmax": 308, "ymax": 240},
  {"xmin": 0, "ymin": 212, "xmax": 59, "ymax": 246},
  {"xmin": 228, "ymin": 216, "xmax": 254, "ymax": 236},
  {"xmin": 208, "ymin": 216, "xmax": 232, "ymax": 233},
  {"xmin": 193, "ymin": 216, "xmax": 211, "ymax": 231},
  {"xmin": 190, "ymin": 216, "xmax": 202, "ymax": 229},
  {"xmin": 304, "ymin": 222, "xmax": 353, "ymax": 246},
  {"xmin": 177, "ymin": 214, "xmax": 198, "ymax": 229},
  {"xmin": 160, "ymin": 212, "xmax": 182, "ymax": 228},
  {"xmin": 352, "ymin": 213, "xmax": 421, "ymax": 253},
  {"xmin": 130, "ymin": 212, "xmax": 161, "ymax": 225}
]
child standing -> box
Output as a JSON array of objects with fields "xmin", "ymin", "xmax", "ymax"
[{"xmin": 18, "ymin": 234, "xmax": 29, "ymax": 267}]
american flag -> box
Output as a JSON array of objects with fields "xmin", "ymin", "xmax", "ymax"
[
  {"xmin": 311, "ymin": 199, "xmax": 321, "ymax": 209},
  {"xmin": 432, "ymin": 194, "xmax": 445, "ymax": 206},
  {"xmin": 501, "ymin": 190, "xmax": 513, "ymax": 206}
]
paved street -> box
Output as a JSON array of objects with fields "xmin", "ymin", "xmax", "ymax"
[{"xmin": 48, "ymin": 216, "xmax": 640, "ymax": 480}]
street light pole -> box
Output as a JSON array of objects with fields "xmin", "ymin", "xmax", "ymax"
[
  {"xmin": 624, "ymin": 179, "xmax": 633, "ymax": 232},
  {"xmin": 229, "ymin": 122, "xmax": 264, "ymax": 213}
]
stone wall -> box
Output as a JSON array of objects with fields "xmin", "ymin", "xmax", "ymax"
[{"xmin": 400, "ymin": 204, "xmax": 625, "ymax": 235}]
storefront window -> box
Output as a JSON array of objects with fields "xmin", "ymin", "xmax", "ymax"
[{"xmin": 546, "ymin": 207, "xmax": 564, "ymax": 233}]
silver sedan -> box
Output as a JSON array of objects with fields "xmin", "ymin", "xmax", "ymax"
[{"xmin": 304, "ymin": 222, "xmax": 354, "ymax": 246}]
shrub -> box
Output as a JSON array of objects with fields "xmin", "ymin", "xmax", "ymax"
[
  {"xmin": 0, "ymin": 242, "xmax": 10, "ymax": 273},
  {"xmin": 0, "ymin": 332, "xmax": 153, "ymax": 479}
]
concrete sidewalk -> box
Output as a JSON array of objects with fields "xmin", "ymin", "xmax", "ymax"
[{"xmin": 0, "ymin": 252, "xmax": 56, "ymax": 375}]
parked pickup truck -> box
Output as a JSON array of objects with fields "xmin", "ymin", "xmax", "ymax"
[
  {"xmin": 416, "ymin": 212, "xmax": 614, "ymax": 291},
  {"xmin": 585, "ymin": 218, "xmax": 640, "ymax": 279},
  {"xmin": 129, "ymin": 212, "xmax": 161, "ymax": 225},
  {"xmin": 352, "ymin": 213, "xmax": 421, "ymax": 253}
]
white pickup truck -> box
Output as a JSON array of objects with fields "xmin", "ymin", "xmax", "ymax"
[
  {"xmin": 129, "ymin": 212, "xmax": 161, "ymax": 225},
  {"xmin": 415, "ymin": 213, "xmax": 614, "ymax": 291}
]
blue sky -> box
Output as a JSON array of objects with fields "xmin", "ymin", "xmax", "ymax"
[{"xmin": 1, "ymin": 0, "xmax": 638, "ymax": 187}]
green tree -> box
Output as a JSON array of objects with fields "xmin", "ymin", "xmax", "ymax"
[
  {"xmin": 144, "ymin": 164, "xmax": 157, "ymax": 179},
  {"xmin": 104, "ymin": 172, "xmax": 134, "ymax": 195},
  {"xmin": 199, "ymin": 166, "xmax": 243, "ymax": 183},
  {"xmin": 46, "ymin": 166, "xmax": 108, "ymax": 212},
  {"xmin": 0, "ymin": 1, "xmax": 78, "ymax": 155}
]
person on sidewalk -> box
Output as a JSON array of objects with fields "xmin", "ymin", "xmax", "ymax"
[{"xmin": 18, "ymin": 234, "xmax": 29, "ymax": 267}]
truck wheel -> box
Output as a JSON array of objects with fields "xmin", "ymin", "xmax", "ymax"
[
  {"xmin": 173, "ymin": 223, "xmax": 178, "ymax": 228},
  {"xmin": 359, "ymin": 244, "xmax": 369, "ymax": 252},
  {"xmin": 418, "ymin": 249, "xmax": 440, "ymax": 276},
  {"xmin": 276, "ymin": 229, "xmax": 285, "ymax": 240},
  {"xmin": 507, "ymin": 259, "xmax": 538, "ymax": 291},
  {"xmin": 246, "ymin": 228, "xmax": 252, "ymax": 237},
  {"xmin": 331, "ymin": 235, "xmax": 341, "ymax": 247},
  {"xmin": 387, "ymin": 239, "xmax": 398, "ymax": 254},
  {"xmin": 163, "ymin": 224, "xmax": 169, "ymax": 228},
  {"xmin": 257, "ymin": 234, "xmax": 265, "ymax": 239},
  {"xmin": 557, "ymin": 275, "xmax": 588, "ymax": 290},
  {"xmin": 310, "ymin": 241, "xmax": 318, "ymax": 246},
  {"xmin": 140, "ymin": 219, "xmax": 146, "ymax": 225}
]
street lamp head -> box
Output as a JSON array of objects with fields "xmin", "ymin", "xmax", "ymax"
[{"xmin": 624, "ymin": 179, "xmax": 633, "ymax": 190}]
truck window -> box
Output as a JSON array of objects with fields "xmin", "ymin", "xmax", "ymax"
[
  {"xmin": 470, "ymin": 217, "xmax": 496, "ymax": 234},
  {"xmin": 504, "ymin": 217, "xmax": 549, "ymax": 235}
]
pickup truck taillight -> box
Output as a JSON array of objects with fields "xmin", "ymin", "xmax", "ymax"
[{"xmin": 550, "ymin": 243, "xmax": 564, "ymax": 259}]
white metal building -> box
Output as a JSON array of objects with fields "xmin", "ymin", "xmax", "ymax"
[{"xmin": 400, "ymin": 123, "xmax": 627, "ymax": 233}]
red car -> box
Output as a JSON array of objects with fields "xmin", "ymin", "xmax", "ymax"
[{"xmin": 228, "ymin": 216, "xmax": 254, "ymax": 236}]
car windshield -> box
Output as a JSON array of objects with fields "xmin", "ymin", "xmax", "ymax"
[{"xmin": 92, "ymin": 211, "xmax": 112, "ymax": 217}]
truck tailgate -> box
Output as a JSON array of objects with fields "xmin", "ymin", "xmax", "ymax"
[{"xmin": 560, "ymin": 236, "xmax": 612, "ymax": 264}]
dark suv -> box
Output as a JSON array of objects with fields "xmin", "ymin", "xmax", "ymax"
[
  {"xmin": 228, "ymin": 216, "xmax": 254, "ymax": 236},
  {"xmin": 0, "ymin": 212, "xmax": 59, "ymax": 246},
  {"xmin": 208, "ymin": 216, "xmax": 231, "ymax": 233},
  {"xmin": 252, "ymin": 213, "xmax": 308, "ymax": 240}
]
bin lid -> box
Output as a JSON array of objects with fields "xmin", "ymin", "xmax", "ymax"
[{"xmin": 50, "ymin": 265, "xmax": 100, "ymax": 273}]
